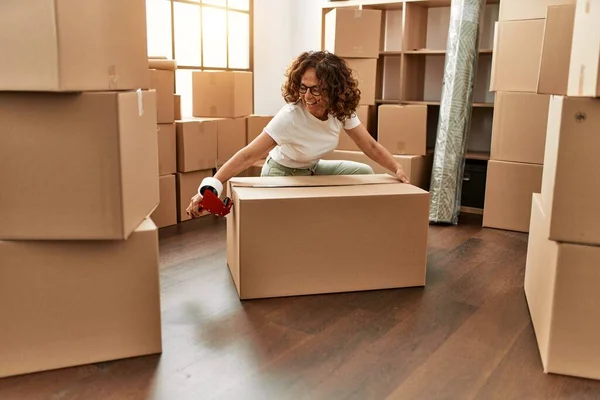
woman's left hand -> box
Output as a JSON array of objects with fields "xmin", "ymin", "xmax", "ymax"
[{"xmin": 395, "ymin": 166, "xmax": 410, "ymax": 183}]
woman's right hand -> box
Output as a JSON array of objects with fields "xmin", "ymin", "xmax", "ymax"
[{"xmin": 186, "ymin": 193, "xmax": 204, "ymax": 219}]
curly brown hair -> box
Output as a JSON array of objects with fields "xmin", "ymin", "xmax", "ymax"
[{"xmin": 281, "ymin": 51, "xmax": 361, "ymax": 123}]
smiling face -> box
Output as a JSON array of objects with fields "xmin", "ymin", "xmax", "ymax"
[{"xmin": 299, "ymin": 67, "xmax": 328, "ymax": 120}]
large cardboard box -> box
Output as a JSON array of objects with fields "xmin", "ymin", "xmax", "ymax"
[
  {"xmin": 525, "ymin": 193, "xmax": 600, "ymax": 380},
  {"xmin": 0, "ymin": 90, "xmax": 159, "ymax": 240},
  {"xmin": 150, "ymin": 69, "xmax": 175, "ymax": 123},
  {"xmin": 217, "ymin": 118, "xmax": 247, "ymax": 167},
  {"xmin": 0, "ymin": 0, "xmax": 149, "ymax": 91},
  {"xmin": 324, "ymin": 8, "xmax": 382, "ymax": 58},
  {"xmin": 541, "ymin": 95, "xmax": 600, "ymax": 246},
  {"xmin": 490, "ymin": 92, "xmax": 551, "ymax": 164},
  {"xmin": 537, "ymin": 5, "xmax": 575, "ymax": 95},
  {"xmin": 490, "ymin": 13, "xmax": 573, "ymax": 94},
  {"xmin": 158, "ymin": 123, "xmax": 176, "ymax": 176},
  {"xmin": 377, "ymin": 105, "xmax": 427, "ymax": 156},
  {"xmin": 192, "ymin": 71, "xmax": 253, "ymax": 118},
  {"xmin": 321, "ymin": 150, "xmax": 433, "ymax": 190},
  {"xmin": 246, "ymin": 115, "xmax": 273, "ymax": 144},
  {"xmin": 176, "ymin": 170, "xmax": 214, "ymax": 222},
  {"xmin": 176, "ymin": 119, "xmax": 218, "ymax": 172},
  {"xmin": 151, "ymin": 175, "xmax": 177, "ymax": 228},
  {"xmin": 499, "ymin": 0, "xmax": 576, "ymax": 21},
  {"xmin": 226, "ymin": 175, "xmax": 429, "ymax": 299},
  {"xmin": 0, "ymin": 218, "xmax": 162, "ymax": 378},
  {"xmin": 483, "ymin": 160, "xmax": 543, "ymax": 233},
  {"xmin": 567, "ymin": 0, "xmax": 600, "ymax": 98},
  {"xmin": 345, "ymin": 58, "xmax": 378, "ymax": 105}
]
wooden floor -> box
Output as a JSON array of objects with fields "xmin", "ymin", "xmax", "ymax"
[{"xmin": 2, "ymin": 214, "xmax": 600, "ymax": 399}]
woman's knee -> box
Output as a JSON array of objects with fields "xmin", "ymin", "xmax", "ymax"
[{"xmin": 353, "ymin": 162, "xmax": 374, "ymax": 175}]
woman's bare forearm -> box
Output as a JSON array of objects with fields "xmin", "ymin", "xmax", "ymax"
[
  {"xmin": 213, "ymin": 149, "xmax": 258, "ymax": 183},
  {"xmin": 212, "ymin": 131, "xmax": 276, "ymax": 184}
]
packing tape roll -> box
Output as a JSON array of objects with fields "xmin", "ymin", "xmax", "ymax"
[{"xmin": 199, "ymin": 177, "xmax": 223, "ymax": 198}]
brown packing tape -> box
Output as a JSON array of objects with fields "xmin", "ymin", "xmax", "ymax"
[
  {"xmin": 354, "ymin": 8, "xmax": 362, "ymax": 18},
  {"xmin": 209, "ymin": 74, "xmax": 218, "ymax": 85},
  {"xmin": 108, "ymin": 65, "xmax": 118, "ymax": 90},
  {"xmin": 209, "ymin": 105, "xmax": 218, "ymax": 116},
  {"xmin": 148, "ymin": 59, "xmax": 177, "ymax": 71},
  {"xmin": 229, "ymin": 174, "xmax": 400, "ymax": 189}
]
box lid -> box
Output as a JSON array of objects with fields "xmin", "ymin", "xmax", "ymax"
[{"xmin": 230, "ymin": 174, "xmax": 428, "ymax": 200}]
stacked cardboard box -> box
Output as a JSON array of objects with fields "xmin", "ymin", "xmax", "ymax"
[
  {"xmin": 245, "ymin": 114, "xmax": 274, "ymax": 166},
  {"xmin": 324, "ymin": 7, "xmax": 380, "ymax": 152},
  {"xmin": 322, "ymin": 105, "xmax": 433, "ymax": 190},
  {"xmin": 322, "ymin": 6, "xmax": 433, "ymax": 189},
  {"xmin": 484, "ymin": 0, "xmax": 575, "ymax": 232},
  {"xmin": 0, "ymin": 1, "xmax": 162, "ymax": 378},
  {"xmin": 149, "ymin": 58, "xmax": 178, "ymax": 228},
  {"xmin": 524, "ymin": 0, "xmax": 600, "ymax": 380},
  {"xmin": 175, "ymin": 118, "xmax": 218, "ymax": 222},
  {"xmin": 172, "ymin": 70, "xmax": 255, "ymax": 221}
]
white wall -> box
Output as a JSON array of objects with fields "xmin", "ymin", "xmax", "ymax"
[
  {"xmin": 253, "ymin": 0, "xmax": 323, "ymax": 115},
  {"xmin": 290, "ymin": 0, "xmax": 323, "ymax": 56}
]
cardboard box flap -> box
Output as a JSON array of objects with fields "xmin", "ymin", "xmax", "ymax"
[
  {"xmin": 229, "ymin": 175, "xmax": 428, "ymax": 201},
  {"xmin": 229, "ymin": 174, "xmax": 402, "ymax": 189},
  {"xmin": 537, "ymin": 5, "xmax": 575, "ymax": 95},
  {"xmin": 149, "ymin": 59, "xmax": 177, "ymax": 71}
]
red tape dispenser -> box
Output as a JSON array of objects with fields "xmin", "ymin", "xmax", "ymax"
[{"xmin": 198, "ymin": 178, "xmax": 232, "ymax": 217}]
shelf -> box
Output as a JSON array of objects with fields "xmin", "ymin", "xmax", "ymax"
[
  {"xmin": 323, "ymin": 0, "xmax": 499, "ymax": 10},
  {"xmin": 379, "ymin": 50, "xmax": 403, "ymax": 55},
  {"xmin": 402, "ymin": 100, "xmax": 440, "ymax": 106},
  {"xmin": 401, "ymin": 101, "xmax": 494, "ymax": 108},
  {"xmin": 465, "ymin": 151, "xmax": 490, "ymax": 161},
  {"xmin": 404, "ymin": 49, "xmax": 445, "ymax": 55},
  {"xmin": 375, "ymin": 99, "xmax": 400, "ymax": 104},
  {"xmin": 460, "ymin": 206, "xmax": 484, "ymax": 215},
  {"xmin": 322, "ymin": 0, "xmax": 404, "ymax": 10},
  {"xmin": 403, "ymin": 49, "xmax": 493, "ymax": 55},
  {"xmin": 426, "ymin": 149, "xmax": 490, "ymax": 161}
]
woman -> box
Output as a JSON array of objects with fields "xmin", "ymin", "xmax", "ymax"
[{"xmin": 187, "ymin": 50, "xmax": 409, "ymax": 218}]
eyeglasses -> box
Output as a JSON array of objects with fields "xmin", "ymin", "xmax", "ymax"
[{"xmin": 299, "ymin": 84, "xmax": 323, "ymax": 96}]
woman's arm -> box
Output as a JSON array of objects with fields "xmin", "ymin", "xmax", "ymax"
[
  {"xmin": 186, "ymin": 132, "xmax": 276, "ymax": 218},
  {"xmin": 344, "ymin": 123, "xmax": 410, "ymax": 183},
  {"xmin": 213, "ymin": 131, "xmax": 276, "ymax": 183}
]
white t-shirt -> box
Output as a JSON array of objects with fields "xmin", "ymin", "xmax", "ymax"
[{"xmin": 263, "ymin": 101, "xmax": 361, "ymax": 168}]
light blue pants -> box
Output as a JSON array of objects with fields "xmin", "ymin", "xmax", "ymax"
[{"xmin": 261, "ymin": 156, "xmax": 374, "ymax": 177}]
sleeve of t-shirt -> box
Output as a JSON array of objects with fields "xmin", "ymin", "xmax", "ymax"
[
  {"xmin": 343, "ymin": 111, "xmax": 361, "ymax": 130},
  {"xmin": 263, "ymin": 105, "xmax": 294, "ymax": 145}
]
